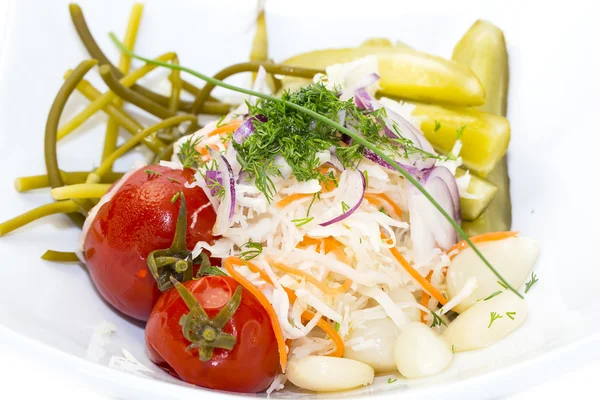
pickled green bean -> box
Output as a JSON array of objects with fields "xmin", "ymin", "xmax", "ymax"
[
  {"xmin": 153, "ymin": 142, "xmax": 175, "ymax": 164},
  {"xmin": 73, "ymin": 77, "xmax": 164, "ymax": 153},
  {"xmin": 0, "ymin": 201, "xmax": 81, "ymax": 237},
  {"xmin": 103, "ymin": 3, "xmax": 144, "ymax": 161},
  {"xmin": 190, "ymin": 62, "xmax": 324, "ymax": 114},
  {"xmin": 41, "ymin": 250, "xmax": 80, "ymax": 263},
  {"xmin": 69, "ymin": 4, "xmax": 215, "ymax": 114},
  {"xmin": 51, "ymin": 184, "xmax": 111, "ymax": 200},
  {"xmin": 45, "ymin": 60, "xmax": 98, "ymax": 227},
  {"xmin": 99, "ymin": 64, "xmax": 175, "ymax": 120},
  {"xmin": 169, "ymin": 57, "xmax": 182, "ymax": 114},
  {"xmin": 58, "ymin": 53, "xmax": 176, "ymax": 142},
  {"xmin": 14, "ymin": 171, "xmax": 124, "ymax": 192},
  {"xmin": 90, "ymin": 114, "xmax": 197, "ymax": 181}
]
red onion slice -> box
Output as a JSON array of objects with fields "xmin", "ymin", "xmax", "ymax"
[
  {"xmin": 205, "ymin": 170, "xmax": 223, "ymax": 197},
  {"xmin": 327, "ymin": 146, "xmax": 345, "ymax": 171},
  {"xmin": 422, "ymin": 166, "xmax": 461, "ymax": 222},
  {"xmin": 408, "ymin": 166, "xmax": 461, "ymax": 262},
  {"xmin": 355, "ymin": 73, "xmax": 380, "ymax": 90},
  {"xmin": 353, "ymin": 88, "xmax": 436, "ymax": 170},
  {"xmin": 209, "ymin": 149, "xmax": 236, "ymax": 235},
  {"xmin": 233, "ymin": 114, "xmax": 267, "ymax": 144},
  {"xmin": 363, "ymin": 148, "xmax": 420, "ymax": 176},
  {"xmin": 320, "ymin": 169, "xmax": 366, "ymax": 227}
]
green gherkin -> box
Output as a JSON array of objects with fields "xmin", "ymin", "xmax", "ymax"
[{"xmin": 452, "ymin": 20, "xmax": 512, "ymax": 234}]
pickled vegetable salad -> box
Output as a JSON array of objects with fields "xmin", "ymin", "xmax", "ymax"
[{"xmin": 172, "ymin": 60, "xmax": 472, "ymax": 391}]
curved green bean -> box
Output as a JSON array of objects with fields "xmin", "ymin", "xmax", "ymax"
[
  {"xmin": 69, "ymin": 4, "xmax": 206, "ymax": 113},
  {"xmin": 189, "ymin": 62, "xmax": 324, "ymax": 114},
  {"xmin": 103, "ymin": 3, "xmax": 144, "ymax": 161},
  {"xmin": 51, "ymin": 183, "xmax": 111, "ymax": 200},
  {"xmin": 58, "ymin": 53, "xmax": 175, "ymax": 142},
  {"xmin": 41, "ymin": 250, "xmax": 81, "ymax": 263},
  {"xmin": 169, "ymin": 57, "xmax": 182, "ymax": 113},
  {"xmin": 153, "ymin": 142, "xmax": 175, "ymax": 164},
  {"xmin": 15, "ymin": 171, "xmax": 124, "ymax": 192},
  {"xmin": 90, "ymin": 114, "xmax": 197, "ymax": 181},
  {"xmin": 0, "ymin": 200, "xmax": 81, "ymax": 237},
  {"xmin": 45, "ymin": 59, "xmax": 98, "ymax": 227},
  {"xmin": 99, "ymin": 64, "xmax": 174, "ymax": 120},
  {"xmin": 73, "ymin": 77, "xmax": 164, "ymax": 153}
]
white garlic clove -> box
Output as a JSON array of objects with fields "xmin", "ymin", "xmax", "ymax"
[
  {"xmin": 286, "ymin": 356, "xmax": 374, "ymax": 392},
  {"xmin": 442, "ymin": 290, "xmax": 527, "ymax": 352},
  {"xmin": 394, "ymin": 322, "xmax": 453, "ymax": 378},
  {"xmin": 344, "ymin": 317, "xmax": 400, "ymax": 372},
  {"xmin": 447, "ymin": 237, "xmax": 539, "ymax": 312}
]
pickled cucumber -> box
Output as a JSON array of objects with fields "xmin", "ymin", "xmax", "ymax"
[
  {"xmin": 411, "ymin": 102, "xmax": 510, "ymax": 177},
  {"xmin": 280, "ymin": 46, "xmax": 485, "ymax": 106},
  {"xmin": 456, "ymin": 167, "xmax": 498, "ymax": 221},
  {"xmin": 452, "ymin": 20, "xmax": 511, "ymax": 234},
  {"xmin": 361, "ymin": 38, "xmax": 393, "ymax": 47}
]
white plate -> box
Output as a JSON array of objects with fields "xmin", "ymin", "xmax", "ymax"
[{"xmin": 0, "ymin": 0, "xmax": 599, "ymax": 398}]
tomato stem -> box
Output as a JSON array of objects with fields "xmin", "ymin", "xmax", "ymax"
[
  {"xmin": 146, "ymin": 192, "xmax": 194, "ymax": 291},
  {"xmin": 170, "ymin": 276, "xmax": 242, "ymax": 361}
]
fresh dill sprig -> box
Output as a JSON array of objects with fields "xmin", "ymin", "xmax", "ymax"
[
  {"xmin": 524, "ymin": 272, "xmax": 539, "ymax": 293},
  {"xmin": 178, "ymin": 136, "xmax": 201, "ymax": 168},
  {"xmin": 497, "ymin": 280, "xmax": 509, "ymax": 290},
  {"xmin": 387, "ymin": 378, "xmax": 397, "ymax": 384},
  {"xmin": 240, "ymin": 241, "xmax": 263, "ymax": 260},
  {"xmin": 291, "ymin": 217, "xmax": 314, "ymax": 227},
  {"xmin": 341, "ymin": 201, "xmax": 350, "ymax": 213},
  {"xmin": 216, "ymin": 114, "xmax": 227, "ymax": 128},
  {"xmin": 456, "ymin": 125, "xmax": 466, "ymax": 140},
  {"xmin": 434, "ymin": 120, "xmax": 441, "ymax": 133},
  {"xmin": 200, "ymin": 265, "xmax": 227, "ymax": 277},
  {"xmin": 306, "ymin": 193, "xmax": 318, "ymax": 217},
  {"xmin": 430, "ymin": 310, "xmax": 447, "ymax": 328},
  {"xmin": 506, "ymin": 311, "xmax": 516, "ymax": 320},
  {"xmin": 234, "ymin": 84, "xmax": 436, "ymax": 201},
  {"xmin": 451, "ymin": 344, "xmax": 455, "ymax": 354},
  {"xmin": 170, "ymin": 192, "xmax": 180, "ymax": 204},
  {"xmin": 205, "ymin": 175, "xmax": 226, "ymax": 199},
  {"xmin": 334, "ymin": 322, "xmax": 340, "ymax": 332},
  {"xmin": 166, "ymin": 177, "xmax": 181, "ymax": 184},
  {"xmin": 488, "ymin": 312, "xmax": 503, "ymax": 328},
  {"xmin": 484, "ymin": 291, "xmax": 503, "ymax": 301},
  {"xmin": 145, "ymin": 169, "xmax": 162, "ymax": 176}
]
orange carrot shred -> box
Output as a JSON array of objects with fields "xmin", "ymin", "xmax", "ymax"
[
  {"xmin": 364, "ymin": 193, "xmax": 403, "ymax": 218},
  {"xmin": 447, "ymin": 231, "xmax": 519, "ymax": 260},
  {"xmin": 419, "ymin": 271, "xmax": 433, "ymax": 323},
  {"xmin": 207, "ymin": 121, "xmax": 242, "ymax": 137},
  {"xmin": 383, "ymin": 234, "xmax": 447, "ymax": 306},
  {"xmin": 268, "ymin": 259, "xmax": 352, "ymax": 296},
  {"xmin": 302, "ymin": 309, "xmax": 345, "ymax": 357},
  {"xmin": 224, "ymin": 257, "xmax": 288, "ymax": 371},
  {"xmin": 233, "ymin": 256, "xmax": 345, "ymax": 358},
  {"xmin": 275, "ymin": 193, "xmax": 312, "ymax": 209}
]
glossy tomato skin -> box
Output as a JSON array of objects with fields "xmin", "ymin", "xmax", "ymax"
[
  {"xmin": 83, "ymin": 165, "xmax": 216, "ymax": 321},
  {"xmin": 146, "ymin": 276, "xmax": 280, "ymax": 393}
]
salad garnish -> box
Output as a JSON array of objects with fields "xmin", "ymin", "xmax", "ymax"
[{"xmin": 109, "ymin": 33, "xmax": 523, "ymax": 299}]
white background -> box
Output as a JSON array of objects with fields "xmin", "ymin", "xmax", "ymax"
[{"xmin": 0, "ymin": 0, "xmax": 598, "ymax": 398}]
